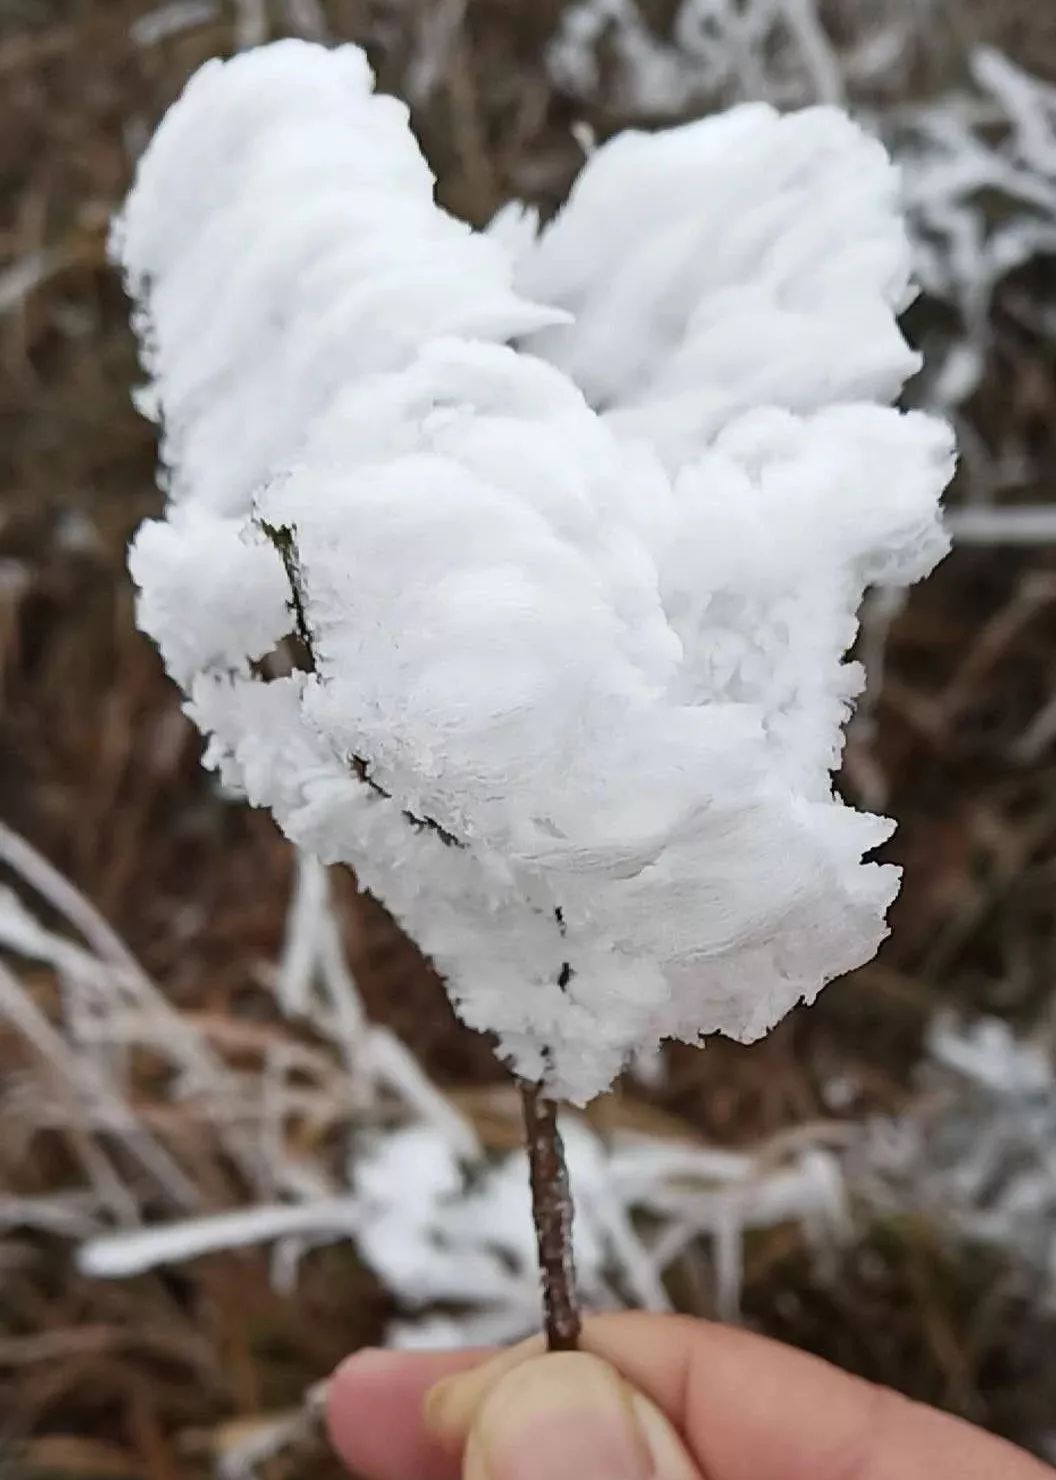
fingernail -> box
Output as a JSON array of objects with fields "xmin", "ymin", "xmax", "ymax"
[
  {"xmin": 627, "ymin": 1392, "xmax": 699, "ymax": 1480},
  {"xmin": 424, "ymin": 1338, "xmax": 542, "ymax": 1446},
  {"xmin": 464, "ymin": 1353, "xmax": 652, "ymax": 1480}
]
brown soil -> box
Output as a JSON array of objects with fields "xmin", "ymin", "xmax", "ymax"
[{"xmin": 1, "ymin": 2, "xmax": 1055, "ymax": 1475}]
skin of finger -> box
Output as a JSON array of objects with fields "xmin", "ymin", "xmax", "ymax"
[
  {"xmin": 578, "ymin": 1313, "xmax": 1054, "ymax": 1480},
  {"xmin": 460, "ymin": 1353, "xmax": 702, "ymax": 1480},
  {"xmin": 422, "ymin": 1313, "xmax": 1053, "ymax": 1480},
  {"xmin": 326, "ymin": 1347, "xmax": 489, "ymax": 1480},
  {"xmin": 329, "ymin": 1314, "xmax": 1054, "ymax": 1480}
]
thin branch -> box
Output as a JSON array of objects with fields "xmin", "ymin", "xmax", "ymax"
[
  {"xmin": 264, "ymin": 520, "xmax": 578, "ymax": 1339},
  {"xmin": 520, "ymin": 1081, "xmax": 581, "ymax": 1351},
  {"xmin": 0, "ymin": 958, "xmax": 199, "ymax": 1212},
  {"xmin": 259, "ymin": 521, "xmax": 463, "ymax": 848},
  {"xmin": 79, "ymin": 1198, "xmax": 364, "ymax": 1278},
  {"xmin": 0, "ymin": 820, "xmax": 146, "ymax": 974},
  {"xmin": 0, "ymin": 828, "xmax": 263, "ymax": 1186},
  {"xmin": 233, "ymin": 0, "xmax": 267, "ymax": 50},
  {"xmin": 946, "ymin": 505, "xmax": 1056, "ymax": 544}
]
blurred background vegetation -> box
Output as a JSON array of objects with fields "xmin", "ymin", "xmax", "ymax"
[{"xmin": 1, "ymin": 2, "xmax": 1055, "ymax": 1476}]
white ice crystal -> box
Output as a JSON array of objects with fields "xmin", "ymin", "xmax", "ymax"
[{"xmin": 118, "ymin": 41, "xmax": 953, "ymax": 1103}]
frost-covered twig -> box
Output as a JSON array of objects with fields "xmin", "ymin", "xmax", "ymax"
[
  {"xmin": 110, "ymin": 40, "xmax": 953, "ymax": 1348},
  {"xmin": 366, "ymin": 1027, "xmax": 478, "ymax": 1158},
  {"xmin": 206, "ymin": 1380, "xmax": 327, "ymax": 1480},
  {"xmin": 131, "ymin": 0, "xmax": 218, "ymax": 47},
  {"xmin": 893, "ymin": 49, "xmax": 1056, "ymax": 416},
  {"xmin": 233, "ymin": 0, "xmax": 268, "ymax": 50},
  {"xmin": 0, "ymin": 820, "xmax": 151, "ymax": 973},
  {"xmin": 0, "ymin": 955, "xmax": 199, "ymax": 1212},
  {"xmin": 78, "ymin": 1104, "xmax": 855, "ymax": 1335},
  {"xmin": 119, "ymin": 41, "xmax": 951, "ymax": 1107},
  {"xmin": 0, "ymin": 823, "xmax": 264, "ymax": 1185},
  {"xmin": 405, "ymin": 0, "xmax": 467, "ymax": 105},
  {"xmin": 858, "ymin": 1015, "xmax": 1056, "ymax": 1305},
  {"xmin": 0, "ymin": 828, "xmax": 480, "ymax": 1260},
  {"xmin": 0, "ymin": 829, "xmax": 845, "ymax": 1333},
  {"xmin": 946, "ymin": 505, "xmax": 1056, "ymax": 544},
  {"xmin": 282, "ymin": 0, "xmax": 327, "ymax": 42},
  {"xmin": 0, "ymin": 1193, "xmax": 101, "ymax": 1239},
  {"xmin": 79, "ymin": 1198, "xmax": 364, "ymax": 1278},
  {"xmin": 548, "ymin": 0, "xmax": 933, "ymax": 117},
  {"xmin": 0, "ymin": 248, "xmax": 75, "ymax": 315},
  {"xmin": 8, "ymin": 833, "xmax": 1049, "ymax": 1353}
]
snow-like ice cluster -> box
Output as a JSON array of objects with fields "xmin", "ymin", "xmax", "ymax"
[{"xmin": 118, "ymin": 41, "xmax": 953, "ymax": 1103}]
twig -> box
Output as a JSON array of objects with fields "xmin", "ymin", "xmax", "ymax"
[
  {"xmin": 0, "ymin": 957, "xmax": 199, "ymax": 1212},
  {"xmin": 78, "ymin": 1198, "xmax": 364, "ymax": 1278},
  {"xmin": 260, "ymin": 523, "xmax": 463, "ymax": 849},
  {"xmin": 0, "ymin": 825, "xmax": 263, "ymax": 1186},
  {"xmin": 264, "ymin": 524, "xmax": 579, "ymax": 1326},
  {"xmin": 946, "ymin": 505, "xmax": 1056, "ymax": 544},
  {"xmin": 131, "ymin": 1, "xmax": 218, "ymax": 47},
  {"xmin": 520, "ymin": 1081, "xmax": 580, "ymax": 1351},
  {"xmin": 233, "ymin": 0, "xmax": 267, "ymax": 50}
]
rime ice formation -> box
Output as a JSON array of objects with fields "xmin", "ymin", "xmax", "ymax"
[{"xmin": 118, "ymin": 41, "xmax": 954, "ymax": 1103}]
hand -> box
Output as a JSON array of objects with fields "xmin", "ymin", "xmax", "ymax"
[{"xmin": 326, "ymin": 1312, "xmax": 1053, "ymax": 1480}]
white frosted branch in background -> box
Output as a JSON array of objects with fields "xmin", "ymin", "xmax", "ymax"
[
  {"xmin": 405, "ymin": 0, "xmax": 468, "ymax": 105},
  {"xmin": 0, "ymin": 819, "xmax": 149, "ymax": 975},
  {"xmin": 268, "ymin": 849, "xmax": 478, "ymax": 1154},
  {"xmin": 131, "ymin": 1, "xmax": 218, "ymax": 47},
  {"xmin": 77, "ymin": 1114, "xmax": 850, "ymax": 1332},
  {"xmin": 365, "ymin": 1028, "xmax": 479, "ymax": 1159},
  {"xmin": 283, "ymin": 0, "xmax": 328, "ymax": 42},
  {"xmin": 859, "ymin": 1015, "xmax": 1056, "ymax": 1304},
  {"xmin": 234, "ymin": 0, "xmax": 268, "ymax": 51},
  {"xmin": 4, "ymin": 825, "xmax": 1053, "ymax": 1344},
  {"xmin": 210, "ymin": 1383, "xmax": 328, "ymax": 1480},
  {"xmin": 547, "ymin": 0, "xmax": 932, "ymax": 117},
  {"xmin": 118, "ymin": 41, "xmax": 952, "ymax": 1102},
  {"xmin": 0, "ymin": 1194, "xmax": 101, "ymax": 1239},
  {"xmin": 0, "ymin": 823, "xmax": 264, "ymax": 1184},
  {"xmin": 0, "ymin": 955, "xmax": 199, "ymax": 1212},
  {"xmin": 0, "ymin": 835, "xmax": 850, "ymax": 1333},
  {"xmin": 893, "ymin": 48, "xmax": 1056, "ymax": 415},
  {"xmin": 79, "ymin": 1199, "xmax": 364, "ymax": 1278},
  {"xmin": 946, "ymin": 506, "xmax": 1056, "ymax": 544}
]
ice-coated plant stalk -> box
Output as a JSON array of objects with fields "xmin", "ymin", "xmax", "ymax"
[
  {"xmin": 264, "ymin": 511, "xmax": 580, "ymax": 1336},
  {"xmin": 115, "ymin": 41, "xmax": 953, "ymax": 1344}
]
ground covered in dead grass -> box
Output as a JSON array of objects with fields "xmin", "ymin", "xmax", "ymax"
[{"xmin": 2, "ymin": 2, "xmax": 1056, "ymax": 1475}]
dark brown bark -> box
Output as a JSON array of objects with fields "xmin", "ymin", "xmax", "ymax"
[{"xmin": 520, "ymin": 1080, "xmax": 581, "ymax": 1352}]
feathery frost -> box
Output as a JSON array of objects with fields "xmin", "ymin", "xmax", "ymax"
[{"xmin": 118, "ymin": 40, "xmax": 953, "ymax": 1103}]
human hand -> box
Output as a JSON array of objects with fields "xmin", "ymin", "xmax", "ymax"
[{"xmin": 327, "ymin": 1312, "xmax": 1053, "ymax": 1480}]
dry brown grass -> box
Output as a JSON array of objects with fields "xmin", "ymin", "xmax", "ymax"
[{"xmin": 1, "ymin": 2, "xmax": 1056, "ymax": 1474}]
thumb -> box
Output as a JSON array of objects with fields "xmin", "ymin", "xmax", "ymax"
[{"xmin": 424, "ymin": 1350, "xmax": 702, "ymax": 1480}]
